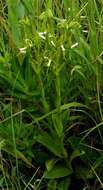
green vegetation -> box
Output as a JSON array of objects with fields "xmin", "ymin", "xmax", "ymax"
[{"xmin": 1, "ymin": 0, "xmax": 103, "ymax": 189}]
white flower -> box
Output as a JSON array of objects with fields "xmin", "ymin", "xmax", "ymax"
[
  {"xmin": 61, "ymin": 44, "xmax": 65, "ymax": 52},
  {"xmin": 19, "ymin": 47, "xmax": 27, "ymax": 54},
  {"xmin": 82, "ymin": 30, "xmax": 88, "ymax": 33},
  {"xmin": 71, "ymin": 42, "xmax": 78, "ymax": 49},
  {"xmin": 47, "ymin": 59, "xmax": 51, "ymax": 67},
  {"xmin": 51, "ymin": 40, "xmax": 55, "ymax": 47},
  {"xmin": 38, "ymin": 32, "xmax": 47, "ymax": 40}
]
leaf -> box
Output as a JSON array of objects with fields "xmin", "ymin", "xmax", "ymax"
[
  {"xmin": 2, "ymin": 147, "xmax": 33, "ymax": 167},
  {"xmin": 48, "ymin": 180, "xmax": 57, "ymax": 190},
  {"xmin": 21, "ymin": 0, "xmax": 34, "ymax": 14},
  {"xmin": 68, "ymin": 136, "xmax": 81, "ymax": 149},
  {"xmin": 75, "ymin": 165, "xmax": 93, "ymax": 179},
  {"xmin": 8, "ymin": 0, "xmax": 24, "ymax": 47},
  {"xmin": 60, "ymin": 102, "xmax": 87, "ymax": 111},
  {"xmin": 16, "ymin": 2, "xmax": 25, "ymax": 19},
  {"xmin": 52, "ymin": 113, "xmax": 63, "ymax": 137},
  {"xmin": 91, "ymin": 156, "xmax": 103, "ymax": 171},
  {"xmin": 46, "ymin": 159, "xmax": 57, "ymax": 171},
  {"xmin": 57, "ymin": 177, "xmax": 71, "ymax": 190},
  {"xmin": 70, "ymin": 150, "xmax": 85, "ymax": 163},
  {"xmin": 44, "ymin": 164, "xmax": 72, "ymax": 179},
  {"xmin": 31, "ymin": 102, "xmax": 86, "ymax": 124},
  {"xmin": 39, "ymin": 9, "xmax": 53, "ymax": 20},
  {"xmin": 71, "ymin": 65, "xmax": 86, "ymax": 80},
  {"xmin": 15, "ymin": 150, "xmax": 33, "ymax": 167},
  {"xmin": 36, "ymin": 131, "xmax": 67, "ymax": 158}
]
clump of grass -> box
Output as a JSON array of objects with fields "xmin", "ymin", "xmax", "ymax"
[{"xmin": 1, "ymin": 0, "xmax": 103, "ymax": 189}]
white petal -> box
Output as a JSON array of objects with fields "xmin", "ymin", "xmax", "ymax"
[
  {"xmin": 61, "ymin": 45, "xmax": 65, "ymax": 51},
  {"xmin": 71, "ymin": 42, "xmax": 78, "ymax": 49},
  {"xmin": 51, "ymin": 40, "xmax": 55, "ymax": 47}
]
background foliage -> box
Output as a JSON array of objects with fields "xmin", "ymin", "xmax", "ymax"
[{"xmin": 1, "ymin": 0, "xmax": 103, "ymax": 189}]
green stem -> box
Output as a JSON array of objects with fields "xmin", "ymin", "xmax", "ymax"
[{"xmin": 38, "ymin": 75, "xmax": 49, "ymax": 113}]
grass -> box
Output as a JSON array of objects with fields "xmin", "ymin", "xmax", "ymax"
[{"xmin": 1, "ymin": 0, "xmax": 103, "ymax": 189}]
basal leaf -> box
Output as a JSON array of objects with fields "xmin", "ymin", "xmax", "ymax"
[
  {"xmin": 44, "ymin": 164, "xmax": 72, "ymax": 179},
  {"xmin": 36, "ymin": 131, "xmax": 67, "ymax": 158}
]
